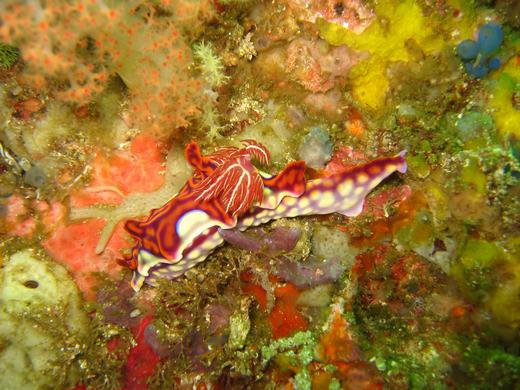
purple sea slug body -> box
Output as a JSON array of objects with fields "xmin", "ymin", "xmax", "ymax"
[{"xmin": 128, "ymin": 141, "xmax": 407, "ymax": 291}]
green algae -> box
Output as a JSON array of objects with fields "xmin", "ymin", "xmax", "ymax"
[
  {"xmin": 261, "ymin": 330, "xmax": 317, "ymax": 367},
  {"xmin": 456, "ymin": 112, "xmax": 495, "ymax": 144},
  {"xmin": 371, "ymin": 348, "xmax": 450, "ymax": 390},
  {"xmin": 456, "ymin": 342, "xmax": 520, "ymax": 389},
  {"xmin": 461, "ymin": 157, "xmax": 488, "ymax": 194},
  {"xmin": 451, "ymin": 240, "xmax": 503, "ymax": 304},
  {"xmin": 0, "ymin": 43, "xmax": 18, "ymax": 69},
  {"xmin": 407, "ymin": 154, "xmax": 431, "ymax": 179},
  {"xmin": 227, "ymin": 297, "xmax": 252, "ymax": 350},
  {"xmin": 260, "ymin": 331, "xmax": 317, "ymax": 390},
  {"xmin": 293, "ymin": 367, "xmax": 312, "ymax": 390},
  {"xmin": 460, "ymin": 239, "xmax": 499, "ymax": 269}
]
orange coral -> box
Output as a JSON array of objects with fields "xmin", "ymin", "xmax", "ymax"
[
  {"xmin": 43, "ymin": 134, "xmax": 167, "ymax": 298},
  {"xmin": 2, "ymin": 195, "xmax": 66, "ymax": 238},
  {"xmin": 2, "ymin": 195, "xmax": 36, "ymax": 238},
  {"xmin": 319, "ymin": 313, "xmax": 360, "ymax": 363},
  {"xmin": 318, "ymin": 312, "xmax": 384, "ymax": 389},
  {"xmin": 71, "ymin": 134, "xmax": 165, "ymax": 207},
  {"xmin": 43, "ymin": 219, "xmax": 129, "ymax": 298},
  {"xmin": 0, "ymin": 0, "xmax": 211, "ymax": 138}
]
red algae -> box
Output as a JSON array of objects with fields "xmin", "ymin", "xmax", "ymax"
[
  {"xmin": 123, "ymin": 316, "xmax": 160, "ymax": 390},
  {"xmin": 319, "ymin": 313, "xmax": 360, "ymax": 363},
  {"xmin": 241, "ymin": 272, "xmax": 308, "ymax": 337},
  {"xmin": 318, "ymin": 313, "xmax": 384, "ymax": 389},
  {"xmin": 350, "ymin": 192, "xmax": 427, "ymax": 247},
  {"xmin": 269, "ymin": 283, "xmax": 308, "ymax": 339},
  {"xmin": 242, "ymin": 282, "xmax": 268, "ymax": 311}
]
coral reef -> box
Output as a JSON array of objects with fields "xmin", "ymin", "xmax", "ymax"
[{"xmin": 0, "ymin": 0, "xmax": 519, "ymax": 389}]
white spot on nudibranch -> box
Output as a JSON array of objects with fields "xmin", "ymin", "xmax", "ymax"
[
  {"xmin": 310, "ymin": 190, "xmax": 321, "ymax": 201},
  {"xmin": 354, "ymin": 186, "xmax": 365, "ymax": 196},
  {"xmin": 385, "ymin": 164, "xmax": 397, "ymax": 174},
  {"xmin": 284, "ymin": 197, "xmax": 298, "ymax": 206},
  {"xmin": 337, "ymin": 180, "xmax": 353, "ymax": 196},
  {"xmin": 356, "ymin": 173, "xmax": 369, "ymax": 184},
  {"xmin": 317, "ymin": 193, "xmax": 335, "ymax": 209},
  {"xmin": 297, "ymin": 198, "xmax": 310, "ymax": 209}
]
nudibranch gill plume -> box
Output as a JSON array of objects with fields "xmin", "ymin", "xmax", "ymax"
[{"xmin": 121, "ymin": 140, "xmax": 407, "ymax": 291}]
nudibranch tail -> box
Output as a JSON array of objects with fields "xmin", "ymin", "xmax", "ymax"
[
  {"xmin": 236, "ymin": 150, "xmax": 408, "ymax": 229},
  {"xmin": 396, "ymin": 150, "xmax": 408, "ymax": 173}
]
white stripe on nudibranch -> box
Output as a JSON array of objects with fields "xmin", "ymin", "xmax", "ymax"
[
  {"xmin": 245, "ymin": 144, "xmax": 269, "ymax": 165},
  {"xmin": 187, "ymin": 249, "xmax": 201, "ymax": 259},
  {"xmin": 176, "ymin": 210, "xmax": 234, "ymax": 259},
  {"xmin": 165, "ymin": 264, "xmax": 185, "ymax": 272},
  {"xmin": 227, "ymin": 169, "xmax": 250, "ymax": 213},
  {"xmin": 176, "ymin": 210, "xmax": 210, "ymax": 237}
]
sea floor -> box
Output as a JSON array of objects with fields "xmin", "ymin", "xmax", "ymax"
[{"xmin": 0, "ymin": 0, "xmax": 519, "ymax": 389}]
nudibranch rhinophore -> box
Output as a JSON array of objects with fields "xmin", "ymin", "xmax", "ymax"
[{"xmin": 122, "ymin": 140, "xmax": 407, "ymax": 291}]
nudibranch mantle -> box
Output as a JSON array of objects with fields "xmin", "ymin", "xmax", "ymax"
[{"xmin": 123, "ymin": 141, "xmax": 406, "ymax": 291}]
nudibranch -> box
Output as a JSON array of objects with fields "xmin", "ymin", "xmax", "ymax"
[{"xmin": 122, "ymin": 140, "xmax": 407, "ymax": 291}]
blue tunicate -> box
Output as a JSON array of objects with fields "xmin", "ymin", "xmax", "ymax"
[
  {"xmin": 465, "ymin": 62, "xmax": 489, "ymax": 78},
  {"xmin": 457, "ymin": 39, "xmax": 479, "ymax": 60},
  {"xmin": 488, "ymin": 57, "xmax": 501, "ymax": 70},
  {"xmin": 478, "ymin": 23, "xmax": 503, "ymax": 55},
  {"xmin": 456, "ymin": 23, "xmax": 503, "ymax": 78}
]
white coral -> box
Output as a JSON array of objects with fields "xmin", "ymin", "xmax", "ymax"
[{"xmin": 193, "ymin": 41, "xmax": 228, "ymax": 88}]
